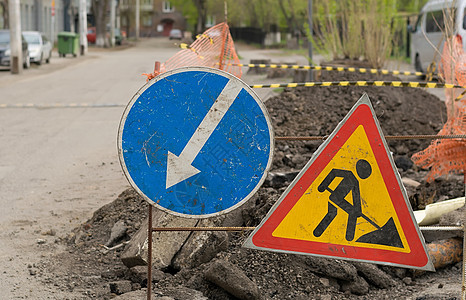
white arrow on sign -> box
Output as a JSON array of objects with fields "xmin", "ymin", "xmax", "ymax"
[{"xmin": 166, "ymin": 79, "xmax": 243, "ymax": 189}]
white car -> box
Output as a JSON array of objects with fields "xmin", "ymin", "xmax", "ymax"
[
  {"xmin": 169, "ymin": 29, "xmax": 183, "ymax": 40},
  {"xmin": 22, "ymin": 31, "xmax": 52, "ymax": 65},
  {"xmin": 410, "ymin": 0, "xmax": 466, "ymax": 74}
]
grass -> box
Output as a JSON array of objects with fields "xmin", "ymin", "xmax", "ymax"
[
  {"xmin": 273, "ymin": 87, "xmax": 285, "ymax": 93},
  {"xmin": 392, "ymin": 55, "xmax": 411, "ymax": 65},
  {"xmin": 274, "ymin": 48, "xmax": 309, "ymax": 56}
]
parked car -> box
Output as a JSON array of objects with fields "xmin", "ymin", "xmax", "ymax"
[
  {"xmin": 87, "ymin": 27, "xmax": 96, "ymax": 44},
  {"xmin": 410, "ymin": 0, "xmax": 466, "ymax": 74},
  {"xmin": 88, "ymin": 27, "xmax": 125, "ymax": 45},
  {"xmin": 22, "ymin": 31, "xmax": 52, "ymax": 65},
  {"xmin": 0, "ymin": 29, "xmax": 30, "ymax": 69},
  {"xmin": 169, "ymin": 29, "xmax": 183, "ymax": 40}
]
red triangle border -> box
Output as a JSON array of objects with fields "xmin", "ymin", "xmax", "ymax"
[{"xmin": 247, "ymin": 95, "xmax": 433, "ymax": 270}]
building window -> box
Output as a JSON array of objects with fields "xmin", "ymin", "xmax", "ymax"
[
  {"xmin": 142, "ymin": 15, "xmax": 152, "ymax": 27},
  {"xmin": 206, "ymin": 15, "xmax": 215, "ymax": 28},
  {"xmin": 162, "ymin": 1, "xmax": 174, "ymax": 13}
]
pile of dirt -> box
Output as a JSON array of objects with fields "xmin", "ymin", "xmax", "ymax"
[
  {"xmin": 35, "ymin": 70, "xmax": 464, "ymax": 299},
  {"xmin": 270, "ymin": 70, "xmax": 446, "ymax": 171}
]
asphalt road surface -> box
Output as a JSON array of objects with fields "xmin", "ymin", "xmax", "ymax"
[{"xmin": 0, "ymin": 38, "xmax": 183, "ymax": 298}]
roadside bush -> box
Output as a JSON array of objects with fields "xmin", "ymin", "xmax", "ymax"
[{"xmin": 313, "ymin": 0, "xmax": 397, "ymax": 68}]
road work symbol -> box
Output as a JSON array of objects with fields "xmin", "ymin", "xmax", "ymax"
[
  {"xmin": 118, "ymin": 67, "xmax": 273, "ymax": 218},
  {"xmin": 314, "ymin": 159, "xmax": 372, "ymax": 241},
  {"xmin": 243, "ymin": 94, "xmax": 434, "ymax": 271},
  {"xmin": 314, "ymin": 159, "xmax": 402, "ymax": 247}
]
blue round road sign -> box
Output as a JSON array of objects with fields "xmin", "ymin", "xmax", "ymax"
[{"xmin": 118, "ymin": 67, "xmax": 274, "ymax": 218}]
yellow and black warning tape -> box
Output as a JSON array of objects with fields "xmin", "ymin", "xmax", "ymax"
[
  {"xmin": 179, "ymin": 43, "xmax": 191, "ymax": 49},
  {"xmin": 178, "ymin": 43, "xmax": 204, "ymax": 59},
  {"xmin": 196, "ymin": 34, "xmax": 214, "ymax": 44},
  {"xmin": 0, "ymin": 103, "xmax": 126, "ymax": 109},
  {"xmin": 249, "ymin": 80, "xmax": 465, "ymax": 90},
  {"xmin": 224, "ymin": 63, "xmax": 426, "ymax": 77},
  {"xmin": 455, "ymin": 89, "xmax": 466, "ymax": 100}
]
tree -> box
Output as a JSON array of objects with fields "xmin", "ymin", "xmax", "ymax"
[
  {"xmin": 277, "ymin": 0, "xmax": 307, "ymax": 35},
  {"xmin": 91, "ymin": 0, "xmax": 110, "ymax": 47},
  {"xmin": 170, "ymin": 0, "xmax": 197, "ymax": 33},
  {"xmin": 220, "ymin": 0, "xmax": 280, "ymax": 30},
  {"xmin": 396, "ymin": 0, "xmax": 428, "ymax": 13},
  {"xmin": 174, "ymin": 0, "xmax": 305, "ymax": 37},
  {"xmin": 193, "ymin": 0, "xmax": 207, "ymax": 34},
  {"xmin": 0, "ymin": 0, "xmax": 8, "ymax": 29},
  {"xmin": 120, "ymin": 3, "xmax": 133, "ymax": 38},
  {"xmin": 250, "ymin": 0, "xmax": 280, "ymax": 30}
]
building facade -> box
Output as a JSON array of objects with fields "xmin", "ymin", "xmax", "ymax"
[
  {"xmin": 120, "ymin": 0, "xmax": 186, "ymax": 37},
  {"xmin": 0, "ymin": 0, "xmax": 83, "ymax": 42},
  {"xmin": 1, "ymin": 0, "xmax": 187, "ymax": 42}
]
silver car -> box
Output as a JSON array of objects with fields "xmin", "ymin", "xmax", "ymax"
[
  {"xmin": 23, "ymin": 31, "xmax": 52, "ymax": 65},
  {"xmin": 0, "ymin": 29, "xmax": 30, "ymax": 69},
  {"xmin": 410, "ymin": 0, "xmax": 466, "ymax": 74}
]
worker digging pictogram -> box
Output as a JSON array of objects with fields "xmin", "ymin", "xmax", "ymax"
[{"xmin": 314, "ymin": 159, "xmax": 403, "ymax": 248}]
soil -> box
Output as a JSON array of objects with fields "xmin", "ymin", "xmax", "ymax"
[{"xmin": 33, "ymin": 68, "xmax": 464, "ymax": 299}]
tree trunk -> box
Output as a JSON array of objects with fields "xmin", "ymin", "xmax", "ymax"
[
  {"xmin": 92, "ymin": 0, "xmax": 110, "ymax": 47},
  {"xmin": 279, "ymin": 0, "xmax": 294, "ymax": 35},
  {"xmin": 193, "ymin": 0, "xmax": 206, "ymax": 34},
  {"xmin": 278, "ymin": 0, "xmax": 304, "ymax": 36},
  {"xmin": 1, "ymin": 2, "xmax": 9, "ymax": 28}
]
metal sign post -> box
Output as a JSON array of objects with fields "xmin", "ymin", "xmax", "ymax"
[
  {"xmin": 147, "ymin": 206, "xmax": 152, "ymax": 300},
  {"xmin": 462, "ymin": 226, "xmax": 465, "ymax": 300},
  {"xmin": 463, "ymin": 171, "xmax": 465, "ymax": 300}
]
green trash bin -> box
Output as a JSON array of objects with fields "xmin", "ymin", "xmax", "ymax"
[{"xmin": 57, "ymin": 32, "xmax": 79, "ymax": 57}]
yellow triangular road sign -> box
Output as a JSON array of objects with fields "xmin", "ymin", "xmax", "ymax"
[{"xmin": 243, "ymin": 94, "xmax": 434, "ymax": 271}]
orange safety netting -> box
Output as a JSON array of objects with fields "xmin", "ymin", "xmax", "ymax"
[
  {"xmin": 144, "ymin": 22, "xmax": 242, "ymax": 81},
  {"xmin": 411, "ymin": 36, "xmax": 466, "ymax": 181}
]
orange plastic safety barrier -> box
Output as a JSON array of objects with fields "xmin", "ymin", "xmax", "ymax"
[
  {"xmin": 144, "ymin": 22, "xmax": 242, "ymax": 81},
  {"xmin": 412, "ymin": 37, "xmax": 466, "ymax": 181}
]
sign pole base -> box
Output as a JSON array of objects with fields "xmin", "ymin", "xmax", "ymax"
[
  {"xmin": 462, "ymin": 171, "xmax": 465, "ymax": 300},
  {"xmin": 462, "ymin": 225, "xmax": 465, "ymax": 300},
  {"xmin": 147, "ymin": 205, "xmax": 153, "ymax": 300}
]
